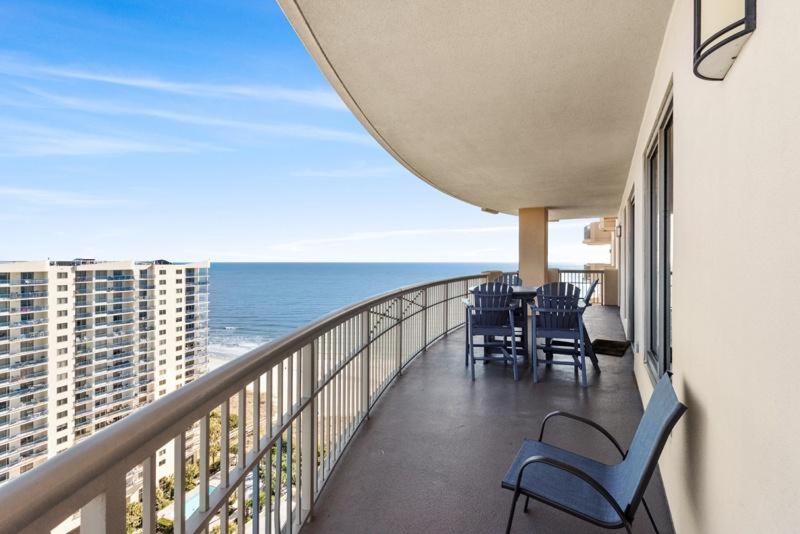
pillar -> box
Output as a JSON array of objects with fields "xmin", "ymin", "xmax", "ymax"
[{"xmin": 518, "ymin": 208, "xmax": 549, "ymax": 287}]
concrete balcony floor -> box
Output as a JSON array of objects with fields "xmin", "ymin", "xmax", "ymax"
[{"xmin": 303, "ymin": 306, "xmax": 674, "ymax": 534}]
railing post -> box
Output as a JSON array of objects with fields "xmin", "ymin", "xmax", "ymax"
[
  {"xmin": 422, "ymin": 289, "xmax": 428, "ymax": 349},
  {"xmin": 443, "ymin": 283, "xmax": 449, "ymax": 335},
  {"xmin": 360, "ymin": 310, "xmax": 370, "ymax": 417},
  {"xmin": 174, "ymin": 431, "xmax": 186, "ymax": 534},
  {"xmin": 220, "ymin": 400, "xmax": 230, "ymax": 534},
  {"xmin": 142, "ymin": 455, "xmax": 157, "ymax": 534},
  {"xmin": 80, "ymin": 471, "xmax": 126, "ymax": 534},
  {"xmin": 300, "ymin": 342, "xmax": 315, "ymax": 524},
  {"xmin": 396, "ymin": 297, "xmax": 403, "ymax": 374}
]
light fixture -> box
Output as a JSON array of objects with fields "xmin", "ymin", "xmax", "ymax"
[
  {"xmin": 481, "ymin": 207, "xmax": 499, "ymax": 214},
  {"xmin": 615, "ymin": 225, "xmax": 622, "ymax": 238},
  {"xmin": 694, "ymin": 0, "xmax": 756, "ymax": 81}
]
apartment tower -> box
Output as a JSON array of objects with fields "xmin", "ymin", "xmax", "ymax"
[{"xmin": 0, "ymin": 259, "xmax": 209, "ymax": 486}]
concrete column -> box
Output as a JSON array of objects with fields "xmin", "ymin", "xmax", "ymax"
[{"xmin": 518, "ymin": 207, "xmax": 548, "ymax": 286}]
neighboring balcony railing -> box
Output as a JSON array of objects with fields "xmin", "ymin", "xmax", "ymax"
[
  {"xmin": 558, "ymin": 269, "xmax": 606, "ymax": 305},
  {"xmin": 0, "ymin": 273, "xmax": 487, "ymax": 534}
]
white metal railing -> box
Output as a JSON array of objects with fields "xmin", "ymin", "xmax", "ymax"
[
  {"xmin": 0, "ymin": 273, "xmax": 487, "ymax": 534},
  {"xmin": 558, "ymin": 269, "xmax": 605, "ymax": 305}
]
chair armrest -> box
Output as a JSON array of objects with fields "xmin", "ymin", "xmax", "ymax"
[
  {"xmin": 538, "ymin": 411, "xmax": 625, "ymax": 458},
  {"xmin": 515, "ymin": 455, "xmax": 627, "ymax": 524},
  {"xmin": 461, "ymin": 298, "xmax": 473, "ymax": 308},
  {"xmin": 530, "ymin": 307, "xmax": 582, "ymax": 314}
]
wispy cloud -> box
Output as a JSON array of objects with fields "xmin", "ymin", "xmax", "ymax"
[
  {"xmin": 272, "ymin": 226, "xmax": 517, "ymax": 252},
  {"xmin": 0, "ymin": 120, "xmax": 219, "ymax": 156},
  {"xmin": 17, "ymin": 89, "xmax": 372, "ymax": 145},
  {"xmin": 0, "ymin": 54, "xmax": 346, "ymax": 110},
  {"xmin": 291, "ymin": 165, "xmax": 400, "ymax": 178},
  {"xmin": 0, "ymin": 187, "xmax": 113, "ymax": 206}
]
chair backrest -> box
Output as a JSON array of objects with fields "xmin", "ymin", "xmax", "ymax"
[
  {"xmin": 583, "ymin": 278, "xmax": 600, "ymax": 306},
  {"xmin": 500, "ymin": 272, "xmax": 521, "ymax": 286},
  {"xmin": 471, "ymin": 282, "xmax": 514, "ymax": 327},
  {"xmin": 618, "ymin": 374, "xmax": 687, "ymax": 519},
  {"xmin": 535, "ymin": 282, "xmax": 581, "ymax": 330}
]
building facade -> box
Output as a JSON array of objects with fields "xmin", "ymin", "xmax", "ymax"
[{"xmin": 0, "ymin": 260, "xmax": 209, "ymax": 486}]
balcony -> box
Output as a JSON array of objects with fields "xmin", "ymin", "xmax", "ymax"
[{"xmin": 0, "ymin": 273, "xmax": 671, "ymax": 534}]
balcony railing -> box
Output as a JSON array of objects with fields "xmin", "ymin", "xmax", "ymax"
[
  {"xmin": 0, "ymin": 273, "xmax": 487, "ymax": 533},
  {"xmin": 558, "ymin": 269, "xmax": 606, "ymax": 305}
]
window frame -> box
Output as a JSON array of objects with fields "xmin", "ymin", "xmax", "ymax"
[{"xmin": 644, "ymin": 98, "xmax": 674, "ymax": 381}]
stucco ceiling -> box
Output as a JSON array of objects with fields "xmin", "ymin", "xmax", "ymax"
[{"xmin": 278, "ymin": 1, "xmax": 673, "ymax": 219}]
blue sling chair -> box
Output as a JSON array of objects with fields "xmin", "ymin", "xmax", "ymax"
[
  {"xmin": 464, "ymin": 282, "xmax": 521, "ymax": 380},
  {"xmin": 502, "ymin": 374, "xmax": 687, "ymax": 533}
]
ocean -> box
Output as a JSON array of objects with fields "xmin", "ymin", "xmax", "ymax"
[{"xmin": 208, "ymin": 262, "xmax": 517, "ymax": 362}]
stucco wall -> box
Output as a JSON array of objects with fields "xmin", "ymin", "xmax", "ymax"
[{"xmin": 618, "ymin": 1, "xmax": 800, "ymax": 532}]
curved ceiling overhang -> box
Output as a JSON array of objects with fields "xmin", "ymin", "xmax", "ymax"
[{"xmin": 278, "ymin": 0, "xmax": 673, "ymax": 219}]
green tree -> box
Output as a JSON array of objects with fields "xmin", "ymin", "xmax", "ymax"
[
  {"xmin": 156, "ymin": 517, "xmax": 173, "ymax": 534},
  {"xmin": 184, "ymin": 460, "xmax": 200, "ymax": 491},
  {"xmin": 125, "ymin": 501, "xmax": 142, "ymax": 534}
]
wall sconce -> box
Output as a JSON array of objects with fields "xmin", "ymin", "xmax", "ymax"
[
  {"xmin": 694, "ymin": 0, "xmax": 756, "ymax": 80},
  {"xmin": 615, "ymin": 225, "xmax": 622, "ymax": 238}
]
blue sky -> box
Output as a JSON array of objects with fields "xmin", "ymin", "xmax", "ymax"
[{"xmin": 0, "ymin": 0, "xmax": 609, "ymax": 265}]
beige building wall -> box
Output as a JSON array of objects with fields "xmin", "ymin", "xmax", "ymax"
[{"xmin": 617, "ymin": 2, "xmax": 800, "ymax": 532}]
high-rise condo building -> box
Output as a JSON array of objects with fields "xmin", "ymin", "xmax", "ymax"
[{"xmin": 0, "ymin": 259, "xmax": 209, "ymax": 488}]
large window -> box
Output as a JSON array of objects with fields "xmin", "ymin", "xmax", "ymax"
[{"xmin": 646, "ymin": 107, "xmax": 673, "ymax": 378}]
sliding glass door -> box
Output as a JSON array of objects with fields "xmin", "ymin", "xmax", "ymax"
[{"xmin": 646, "ymin": 109, "xmax": 673, "ymax": 378}]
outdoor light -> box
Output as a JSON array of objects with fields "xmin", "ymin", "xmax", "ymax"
[
  {"xmin": 694, "ymin": 0, "xmax": 756, "ymax": 80},
  {"xmin": 481, "ymin": 207, "xmax": 499, "ymax": 214},
  {"xmin": 616, "ymin": 225, "xmax": 622, "ymax": 238}
]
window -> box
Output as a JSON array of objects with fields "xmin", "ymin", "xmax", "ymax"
[
  {"xmin": 57, "ymin": 372, "xmax": 68, "ymax": 381},
  {"xmin": 57, "ymin": 310, "xmax": 67, "ymax": 317},
  {"xmin": 57, "ymin": 348, "xmax": 68, "ymax": 355},
  {"xmin": 58, "ymin": 285, "xmax": 68, "ymax": 292},
  {"xmin": 57, "ymin": 297, "xmax": 68, "ymax": 305},
  {"xmin": 57, "ymin": 398, "xmax": 68, "ymax": 406},
  {"xmin": 57, "ymin": 385, "xmax": 67, "ymax": 394},
  {"xmin": 159, "ymin": 269, "xmax": 166, "ymax": 275},
  {"xmin": 57, "ymin": 410, "xmax": 67, "ymax": 419},
  {"xmin": 57, "ymin": 272, "xmax": 68, "ymax": 279},
  {"xmin": 57, "ymin": 360, "xmax": 68, "ymax": 368},
  {"xmin": 56, "ymin": 423, "xmax": 67, "ymax": 432},
  {"xmin": 57, "ymin": 436, "xmax": 68, "ymax": 444},
  {"xmin": 646, "ymin": 104, "xmax": 674, "ymax": 379},
  {"xmin": 57, "ymin": 335, "xmax": 68, "ymax": 343},
  {"xmin": 57, "ymin": 322, "xmax": 67, "ymax": 330}
]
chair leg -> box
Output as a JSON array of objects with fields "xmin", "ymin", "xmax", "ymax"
[
  {"xmin": 545, "ymin": 338, "xmax": 553, "ymax": 367},
  {"xmin": 469, "ymin": 330, "xmax": 476, "ymax": 381},
  {"xmin": 523, "ymin": 496, "xmax": 530, "ymax": 513},
  {"xmin": 642, "ymin": 497, "xmax": 660, "ymax": 534},
  {"xmin": 511, "ymin": 332, "xmax": 519, "ymax": 381},
  {"xmin": 505, "ymin": 490, "xmax": 521, "ymax": 534},
  {"xmin": 579, "ymin": 322, "xmax": 588, "ymax": 388}
]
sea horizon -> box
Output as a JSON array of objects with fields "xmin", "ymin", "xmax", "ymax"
[{"xmin": 206, "ymin": 261, "xmax": 584, "ymax": 367}]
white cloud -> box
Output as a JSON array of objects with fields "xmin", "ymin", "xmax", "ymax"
[
  {"xmin": 0, "ymin": 187, "xmax": 112, "ymax": 206},
  {"xmin": 271, "ymin": 226, "xmax": 517, "ymax": 252},
  {"xmin": 0, "ymin": 121, "xmax": 218, "ymax": 156},
  {"xmin": 290, "ymin": 165, "xmax": 400, "ymax": 178},
  {"xmin": 0, "ymin": 54, "xmax": 346, "ymax": 110},
  {"xmin": 18, "ymin": 89, "xmax": 372, "ymax": 145}
]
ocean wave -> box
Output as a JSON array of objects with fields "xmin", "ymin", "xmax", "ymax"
[{"xmin": 208, "ymin": 335, "xmax": 273, "ymax": 361}]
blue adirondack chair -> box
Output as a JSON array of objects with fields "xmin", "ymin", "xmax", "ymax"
[
  {"xmin": 544, "ymin": 278, "xmax": 601, "ymax": 373},
  {"xmin": 503, "ymin": 373, "xmax": 687, "ymax": 533},
  {"xmin": 465, "ymin": 282, "xmax": 521, "ymax": 380},
  {"xmin": 530, "ymin": 282, "xmax": 590, "ymax": 387}
]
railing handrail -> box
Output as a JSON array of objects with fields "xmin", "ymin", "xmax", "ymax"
[
  {"xmin": 557, "ymin": 269, "xmax": 606, "ymax": 274},
  {"xmin": 0, "ymin": 272, "xmax": 485, "ymax": 534}
]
